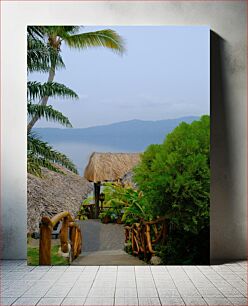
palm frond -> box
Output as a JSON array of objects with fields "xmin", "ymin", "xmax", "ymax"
[
  {"xmin": 27, "ymin": 81, "xmax": 78, "ymax": 100},
  {"xmin": 42, "ymin": 26, "xmax": 80, "ymax": 37},
  {"xmin": 28, "ymin": 133, "xmax": 78, "ymax": 174},
  {"xmin": 27, "ymin": 153, "xmax": 43, "ymax": 177},
  {"xmin": 27, "ymin": 153, "xmax": 65, "ymax": 177},
  {"xmin": 27, "ymin": 26, "xmax": 46, "ymax": 39},
  {"xmin": 63, "ymin": 29, "xmax": 125, "ymax": 54},
  {"xmin": 27, "ymin": 37, "xmax": 65, "ymax": 73},
  {"xmin": 27, "ymin": 38, "xmax": 50, "ymax": 72},
  {"xmin": 27, "ymin": 103, "xmax": 72, "ymax": 127}
]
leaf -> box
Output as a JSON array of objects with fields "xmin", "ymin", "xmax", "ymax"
[
  {"xmin": 27, "ymin": 103, "xmax": 72, "ymax": 127},
  {"xmin": 27, "ymin": 133, "xmax": 78, "ymax": 175},
  {"xmin": 27, "ymin": 81, "xmax": 78, "ymax": 100},
  {"xmin": 27, "ymin": 37, "xmax": 65, "ymax": 73},
  {"xmin": 63, "ymin": 29, "xmax": 125, "ymax": 54}
]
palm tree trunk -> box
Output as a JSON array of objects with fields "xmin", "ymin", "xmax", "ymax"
[{"xmin": 27, "ymin": 67, "xmax": 55, "ymax": 133}]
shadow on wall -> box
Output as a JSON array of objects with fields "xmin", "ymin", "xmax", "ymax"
[{"xmin": 210, "ymin": 31, "xmax": 244, "ymax": 264}]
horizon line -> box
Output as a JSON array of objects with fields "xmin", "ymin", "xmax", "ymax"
[{"xmin": 34, "ymin": 114, "xmax": 205, "ymax": 130}]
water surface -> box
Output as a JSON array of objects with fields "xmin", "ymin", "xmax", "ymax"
[{"xmin": 51, "ymin": 141, "xmax": 141, "ymax": 176}]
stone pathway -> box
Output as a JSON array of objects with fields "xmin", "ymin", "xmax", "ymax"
[{"xmin": 72, "ymin": 219, "xmax": 145, "ymax": 265}]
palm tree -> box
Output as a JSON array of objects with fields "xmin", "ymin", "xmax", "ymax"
[
  {"xmin": 27, "ymin": 26, "xmax": 125, "ymax": 176},
  {"xmin": 27, "ymin": 101, "xmax": 79, "ymax": 176},
  {"xmin": 27, "ymin": 29, "xmax": 79, "ymax": 176},
  {"xmin": 27, "ymin": 26, "xmax": 125, "ymax": 132}
]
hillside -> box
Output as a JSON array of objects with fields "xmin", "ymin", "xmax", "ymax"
[{"xmin": 34, "ymin": 116, "xmax": 199, "ymax": 150}]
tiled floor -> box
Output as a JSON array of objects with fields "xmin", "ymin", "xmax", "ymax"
[{"xmin": 0, "ymin": 260, "xmax": 247, "ymax": 305}]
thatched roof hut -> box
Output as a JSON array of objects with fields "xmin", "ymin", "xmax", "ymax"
[
  {"xmin": 28, "ymin": 165, "xmax": 92, "ymax": 233},
  {"xmin": 84, "ymin": 152, "xmax": 141, "ymax": 183}
]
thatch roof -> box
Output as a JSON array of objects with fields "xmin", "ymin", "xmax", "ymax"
[
  {"xmin": 28, "ymin": 165, "xmax": 93, "ymax": 233},
  {"xmin": 84, "ymin": 152, "xmax": 141, "ymax": 183}
]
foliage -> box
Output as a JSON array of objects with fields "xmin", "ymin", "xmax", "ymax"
[
  {"xmin": 41, "ymin": 26, "xmax": 125, "ymax": 54},
  {"xmin": 121, "ymin": 194, "xmax": 150, "ymax": 225},
  {"xmin": 77, "ymin": 205, "xmax": 88, "ymax": 221},
  {"xmin": 27, "ymin": 103, "xmax": 72, "ymax": 127},
  {"xmin": 27, "ymin": 36, "xmax": 65, "ymax": 73},
  {"xmin": 155, "ymin": 227, "xmax": 210, "ymax": 265},
  {"xmin": 28, "ymin": 133, "xmax": 78, "ymax": 176},
  {"xmin": 134, "ymin": 116, "xmax": 210, "ymax": 264},
  {"xmin": 27, "ymin": 81, "xmax": 78, "ymax": 101},
  {"xmin": 27, "ymin": 25, "xmax": 125, "ymax": 176},
  {"xmin": 27, "ymin": 26, "xmax": 44, "ymax": 39},
  {"xmin": 99, "ymin": 208, "xmax": 118, "ymax": 223},
  {"xmin": 102, "ymin": 182, "xmax": 126, "ymax": 219},
  {"xmin": 82, "ymin": 196, "xmax": 94, "ymax": 205},
  {"xmin": 27, "ymin": 25, "xmax": 125, "ymax": 132},
  {"xmin": 124, "ymin": 240, "xmax": 133, "ymax": 255},
  {"xmin": 27, "ymin": 26, "xmax": 78, "ymax": 176},
  {"xmin": 27, "ymin": 244, "xmax": 68, "ymax": 265},
  {"xmin": 101, "ymin": 182, "xmax": 151, "ymax": 225},
  {"xmin": 134, "ymin": 115, "xmax": 210, "ymax": 233}
]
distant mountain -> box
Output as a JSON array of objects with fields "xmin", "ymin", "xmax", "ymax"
[{"xmin": 34, "ymin": 116, "xmax": 199, "ymax": 151}]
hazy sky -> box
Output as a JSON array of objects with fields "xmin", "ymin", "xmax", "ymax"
[{"xmin": 29, "ymin": 26, "xmax": 210, "ymax": 128}]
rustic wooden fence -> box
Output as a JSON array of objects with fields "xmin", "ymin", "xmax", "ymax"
[
  {"xmin": 39, "ymin": 211, "xmax": 82, "ymax": 265},
  {"xmin": 124, "ymin": 217, "xmax": 168, "ymax": 259}
]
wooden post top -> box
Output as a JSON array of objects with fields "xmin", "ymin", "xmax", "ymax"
[{"xmin": 50, "ymin": 211, "xmax": 74, "ymax": 228}]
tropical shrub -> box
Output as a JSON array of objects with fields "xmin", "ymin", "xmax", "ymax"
[
  {"xmin": 101, "ymin": 182, "xmax": 151, "ymax": 225},
  {"xmin": 99, "ymin": 209, "xmax": 118, "ymax": 223},
  {"xmin": 82, "ymin": 196, "xmax": 94, "ymax": 205},
  {"xmin": 134, "ymin": 115, "xmax": 210, "ymax": 264},
  {"xmin": 77, "ymin": 205, "xmax": 89, "ymax": 220},
  {"xmin": 121, "ymin": 192, "xmax": 150, "ymax": 225},
  {"xmin": 154, "ymin": 227, "xmax": 210, "ymax": 265}
]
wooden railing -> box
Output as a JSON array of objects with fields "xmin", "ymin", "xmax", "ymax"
[
  {"xmin": 124, "ymin": 217, "xmax": 168, "ymax": 259},
  {"xmin": 39, "ymin": 211, "xmax": 82, "ymax": 265}
]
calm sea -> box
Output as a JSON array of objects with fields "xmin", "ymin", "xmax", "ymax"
[{"xmin": 50, "ymin": 141, "xmax": 141, "ymax": 176}]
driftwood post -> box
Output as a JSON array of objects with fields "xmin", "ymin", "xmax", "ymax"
[
  {"xmin": 60, "ymin": 217, "xmax": 69, "ymax": 253},
  {"xmin": 39, "ymin": 216, "xmax": 52, "ymax": 265}
]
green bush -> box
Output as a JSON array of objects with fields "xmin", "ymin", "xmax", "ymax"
[
  {"xmin": 155, "ymin": 227, "xmax": 210, "ymax": 265},
  {"xmin": 99, "ymin": 208, "xmax": 118, "ymax": 223},
  {"xmin": 77, "ymin": 204, "xmax": 88, "ymax": 220},
  {"xmin": 102, "ymin": 182, "xmax": 151, "ymax": 225},
  {"xmin": 134, "ymin": 115, "xmax": 210, "ymax": 264}
]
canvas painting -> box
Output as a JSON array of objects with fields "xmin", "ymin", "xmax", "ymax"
[{"xmin": 27, "ymin": 26, "xmax": 210, "ymax": 265}]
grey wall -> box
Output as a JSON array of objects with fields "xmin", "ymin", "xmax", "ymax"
[{"xmin": 1, "ymin": 1, "xmax": 246, "ymax": 261}]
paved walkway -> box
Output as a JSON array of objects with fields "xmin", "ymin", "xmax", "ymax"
[
  {"xmin": 72, "ymin": 219, "xmax": 145, "ymax": 265},
  {"xmin": 77, "ymin": 219, "xmax": 125, "ymax": 252},
  {"xmin": 1, "ymin": 260, "xmax": 247, "ymax": 305}
]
